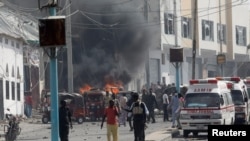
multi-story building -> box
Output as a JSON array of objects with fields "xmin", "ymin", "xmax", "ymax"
[
  {"xmin": 1, "ymin": 0, "xmax": 249, "ymax": 110},
  {"xmin": 0, "ymin": 3, "xmax": 39, "ymax": 119},
  {"xmin": 137, "ymin": 0, "xmax": 250, "ymax": 91}
]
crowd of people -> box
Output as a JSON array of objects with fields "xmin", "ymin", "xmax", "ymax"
[
  {"xmin": 99, "ymin": 82, "xmax": 187, "ymax": 141},
  {"xmin": 58, "ymin": 82, "xmax": 187, "ymax": 141}
]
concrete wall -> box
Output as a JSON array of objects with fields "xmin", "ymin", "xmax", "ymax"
[{"xmin": 0, "ymin": 35, "xmax": 24, "ymax": 116}]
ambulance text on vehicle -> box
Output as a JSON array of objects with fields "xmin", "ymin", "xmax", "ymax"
[
  {"xmin": 180, "ymin": 79, "xmax": 235, "ymax": 138},
  {"xmin": 216, "ymin": 77, "xmax": 250, "ymax": 124}
]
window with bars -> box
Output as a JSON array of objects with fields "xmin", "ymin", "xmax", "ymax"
[
  {"xmin": 17, "ymin": 83, "xmax": 20, "ymax": 101},
  {"xmin": 236, "ymin": 25, "xmax": 246, "ymax": 46},
  {"xmin": 181, "ymin": 17, "xmax": 192, "ymax": 39},
  {"xmin": 11, "ymin": 82, "xmax": 15, "ymax": 100},
  {"xmin": 161, "ymin": 53, "xmax": 165, "ymax": 65},
  {"xmin": 6, "ymin": 81, "xmax": 9, "ymax": 99},
  {"xmin": 164, "ymin": 13, "xmax": 174, "ymax": 34},
  {"xmin": 202, "ymin": 20, "xmax": 214, "ymax": 41},
  {"xmin": 217, "ymin": 24, "xmax": 226, "ymax": 44}
]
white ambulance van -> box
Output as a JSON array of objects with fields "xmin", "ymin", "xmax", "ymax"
[
  {"xmin": 244, "ymin": 77, "xmax": 250, "ymax": 100},
  {"xmin": 180, "ymin": 79, "xmax": 235, "ymax": 137},
  {"xmin": 216, "ymin": 77, "xmax": 250, "ymax": 124}
]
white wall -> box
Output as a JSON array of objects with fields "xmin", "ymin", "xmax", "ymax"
[
  {"xmin": 0, "ymin": 36, "xmax": 24, "ymax": 116},
  {"xmin": 231, "ymin": 1, "xmax": 250, "ymax": 56}
]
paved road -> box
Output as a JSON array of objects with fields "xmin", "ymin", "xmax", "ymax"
[
  {"xmin": 1, "ymin": 116, "xmax": 208, "ymax": 141},
  {"xmin": 15, "ymin": 117, "xmax": 172, "ymax": 141},
  {"xmin": 172, "ymin": 130, "xmax": 208, "ymax": 141}
]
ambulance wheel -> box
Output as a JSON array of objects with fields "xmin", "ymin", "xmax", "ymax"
[
  {"xmin": 183, "ymin": 130, "xmax": 189, "ymax": 138},
  {"xmin": 193, "ymin": 131, "xmax": 198, "ymax": 137}
]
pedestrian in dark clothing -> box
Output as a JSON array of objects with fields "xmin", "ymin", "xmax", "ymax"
[
  {"xmin": 126, "ymin": 92, "xmax": 134, "ymax": 131},
  {"xmin": 147, "ymin": 88, "xmax": 158, "ymax": 123},
  {"xmin": 124, "ymin": 92, "xmax": 148, "ymax": 141},
  {"xmin": 141, "ymin": 89, "xmax": 148, "ymax": 104},
  {"xmin": 141, "ymin": 89, "xmax": 150, "ymax": 122},
  {"xmin": 111, "ymin": 93, "xmax": 121, "ymax": 114},
  {"xmin": 59, "ymin": 100, "xmax": 73, "ymax": 141}
]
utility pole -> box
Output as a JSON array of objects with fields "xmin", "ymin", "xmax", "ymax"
[
  {"xmin": 218, "ymin": 0, "xmax": 224, "ymax": 76},
  {"xmin": 38, "ymin": 0, "xmax": 66, "ymax": 140},
  {"xmin": 192, "ymin": 0, "xmax": 197, "ymax": 79},
  {"xmin": 66, "ymin": 0, "xmax": 73, "ymax": 93},
  {"xmin": 174, "ymin": 0, "xmax": 180, "ymax": 93},
  {"xmin": 49, "ymin": 5, "xmax": 59, "ymax": 141},
  {"xmin": 46, "ymin": 0, "xmax": 60, "ymax": 140},
  {"xmin": 144, "ymin": 0, "xmax": 150, "ymax": 89}
]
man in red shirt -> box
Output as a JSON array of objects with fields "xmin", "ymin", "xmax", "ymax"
[{"xmin": 101, "ymin": 100, "xmax": 119, "ymax": 141}]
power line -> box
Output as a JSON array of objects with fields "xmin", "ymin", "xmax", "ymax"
[
  {"xmin": 74, "ymin": 0, "xmax": 243, "ymax": 15},
  {"xmin": 4, "ymin": 0, "xmax": 248, "ymax": 16},
  {"xmin": 71, "ymin": 1, "xmax": 248, "ymax": 30},
  {"xmin": 3, "ymin": 0, "xmax": 248, "ymax": 30}
]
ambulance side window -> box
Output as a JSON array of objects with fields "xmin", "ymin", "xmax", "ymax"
[
  {"xmin": 226, "ymin": 92, "xmax": 233, "ymax": 105},
  {"xmin": 223, "ymin": 93, "xmax": 229, "ymax": 106},
  {"xmin": 220, "ymin": 95, "xmax": 224, "ymax": 105}
]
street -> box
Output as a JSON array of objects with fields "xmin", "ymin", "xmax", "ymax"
[
  {"xmin": 9, "ymin": 116, "xmax": 208, "ymax": 141},
  {"xmin": 16, "ymin": 117, "xmax": 168, "ymax": 141}
]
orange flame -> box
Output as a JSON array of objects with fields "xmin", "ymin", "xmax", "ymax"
[
  {"xmin": 79, "ymin": 84, "xmax": 92, "ymax": 94},
  {"xmin": 104, "ymin": 81, "xmax": 123, "ymax": 95}
]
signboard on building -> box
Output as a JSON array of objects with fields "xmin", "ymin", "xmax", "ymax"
[{"xmin": 217, "ymin": 54, "xmax": 226, "ymax": 64}]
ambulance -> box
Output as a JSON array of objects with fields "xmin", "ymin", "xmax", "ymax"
[
  {"xmin": 216, "ymin": 77, "xmax": 250, "ymax": 124},
  {"xmin": 180, "ymin": 78, "xmax": 235, "ymax": 137},
  {"xmin": 244, "ymin": 77, "xmax": 250, "ymax": 99}
]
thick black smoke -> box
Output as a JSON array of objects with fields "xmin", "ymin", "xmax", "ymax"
[
  {"xmin": 9, "ymin": 0, "xmax": 152, "ymax": 91},
  {"xmin": 68, "ymin": 0, "xmax": 152, "ymax": 90}
]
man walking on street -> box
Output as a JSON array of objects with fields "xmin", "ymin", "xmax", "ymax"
[
  {"xmin": 126, "ymin": 91, "xmax": 135, "ymax": 131},
  {"xmin": 124, "ymin": 92, "xmax": 148, "ymax": 141},
  {"xmin": 59, "ymin": 100, "xmax": 73, "ymax": 141},
  {"xmin": 147, "ymin": 88, "xmax": 158, "ymax": 123},
  {"xmin": 118, "ymin": 93, "xmax": 128, "ymax": 126},
  {"xmin": 162, "ymin": 92, "xmax": 169, "ymax": 121},
  {"xmin": 176, "ymin": 93, "xmax": 184, "ymax": 129},
  {"xmin": 25, "ymin": 93, "xmax": 33, "ymax": 118},
  {"xmin": 101, "ymin": 100, "xmax": 119, "ymax": 141},
  {"xmin": 168, "ymin": 92, "xmax": 180, "ymax": 128}
]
